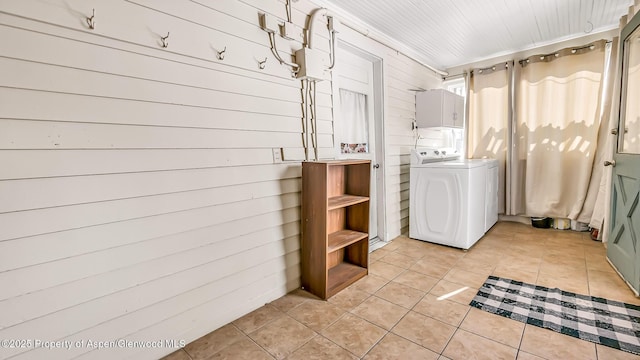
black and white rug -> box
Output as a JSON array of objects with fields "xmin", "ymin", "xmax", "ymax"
[{"xmin": 470, "ymin": 275, "xmax": 640, "ymax": 355}]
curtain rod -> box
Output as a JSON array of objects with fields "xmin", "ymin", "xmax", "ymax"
[
  {"xmin": 446, "ymin": 39, "xmax": 613, "ymax": 78},
  {"xmin": 445, "ymin": 60, "xmax": 513, "ymax": 80},
  {"xmin": 471, "ymin": 60, "xmax": 514, "ymax": 76},
  {"xmin": 442, "ymin": 72, "xmax": 467, "ymax": 81},
  {"xmin": 519, "ymin": 39, "xmax": 610, "ymax": 66}
]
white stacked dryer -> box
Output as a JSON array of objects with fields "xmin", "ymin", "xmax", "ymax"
[{"xmin": 409, "ymin": 148, "xmax": 498, "ymax": 249}]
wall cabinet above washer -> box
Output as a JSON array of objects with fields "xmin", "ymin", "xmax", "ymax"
[{"xmin": 416, "ymin": 89, "xmax": 464, "ymax": 128}]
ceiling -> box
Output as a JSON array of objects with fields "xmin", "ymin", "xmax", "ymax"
[{"xmin": 320, "ymin": 0, "xmax": 633, "ymax": 70}]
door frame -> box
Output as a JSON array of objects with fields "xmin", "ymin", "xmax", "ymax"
[{"xmin": 331, "ymin": 41, "xmax": 387, "ymax": 245}]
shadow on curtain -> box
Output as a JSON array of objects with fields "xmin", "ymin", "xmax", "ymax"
[
  {"xmin": 516, "ymin": 43, "xmax": 606, "ymax": 220},
  {"xmin": 467, "ymin": 41, "xmax": 612, "ymax": 223},
  {"xmin": 468, "ymin": 64, "xmax": 511, "ymax": 214}
]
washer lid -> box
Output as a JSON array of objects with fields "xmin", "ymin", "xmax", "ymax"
[{"xmin": 416, "ymin": 159, "xmax": 487, "ymax": 169}]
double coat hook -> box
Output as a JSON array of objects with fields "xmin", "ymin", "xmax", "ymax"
[
  {"xmin": 86, "ymin": 9, "xmax": 95, "ymax": 30},
  {"xmin": 161, "ymin": 32, "xmax": 170, "ymax": 48},
  {"xmin": 258, "ymin": 57, "xmax": 267, "ymax": 69},
  {"xmin": 217, "ymin": 46, "xmax": 226, "ymax": 60}
]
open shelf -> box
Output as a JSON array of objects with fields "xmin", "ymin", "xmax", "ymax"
[
  {"xmin": 328, "ymin": 229, "xmax": 368, "ymax": 253},
  {"xmin": 327, "ymin": 262, "xmax": 368, "ymax": 297},
  {"xmin": 301, "ymin": 160, "xmax": 370, "ymax": 299},
  {"xmin": 328, "ymin": 195, "xmax": 369, "ymax": 210}
]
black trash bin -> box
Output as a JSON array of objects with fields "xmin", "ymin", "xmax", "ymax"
[{"xmin": 531, "ymin": 217, "xmax": 552, "ymax": 228}]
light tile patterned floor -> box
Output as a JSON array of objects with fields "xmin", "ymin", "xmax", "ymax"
[{"xmin": 162, "ymin": 221, "xmax": 640, "ymax": 360}]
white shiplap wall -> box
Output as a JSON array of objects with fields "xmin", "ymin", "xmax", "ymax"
[
  {"xmin": 380, "ymin": 51, "xmax": 443, "ymax": 236},
  {"xmin": 0, "ymin": 0, "xmax": 441, "ymax": 359}
]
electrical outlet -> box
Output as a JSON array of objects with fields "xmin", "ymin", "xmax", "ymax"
[{"xmin": 272, "ymin": 148, "xmax": 283, "ymax": 163}]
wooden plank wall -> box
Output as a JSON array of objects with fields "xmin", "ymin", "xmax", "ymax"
[
  {"xmin": 384, "ymin": 59, "xmax": 443, "ymax": 236},
  {"xmin": 0, "ymin": 0, "xmax": 441, "ymax": 358}
]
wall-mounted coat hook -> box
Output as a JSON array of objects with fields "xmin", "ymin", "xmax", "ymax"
[
  {"xmin": 161, "ymin": 32, "xmax": 170, "ymax": 48},
  {"xmin": 258, "ymin": 57, "xmax": 267, "ymax": 69},
  {"xmin": 216, "ymin": 46, "xmax": 226, "ymax": 60},
  {"xmin": 86, "ymin": 9, "xmax": 96, "ymax": 30}
]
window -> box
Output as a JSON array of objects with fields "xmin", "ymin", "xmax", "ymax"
[{"xmin": 444, "ymin": 77, "xmax": 466, "ymax": 97}]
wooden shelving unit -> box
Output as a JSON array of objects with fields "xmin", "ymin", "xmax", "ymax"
[{"xmin": 301, "ymin": 160, "xmax": 370, "ymax": 300}]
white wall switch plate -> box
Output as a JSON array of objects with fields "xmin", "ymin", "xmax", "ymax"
[{"xmin": 272, "ymin": 148, "xmax": 283, "ymax": 163}]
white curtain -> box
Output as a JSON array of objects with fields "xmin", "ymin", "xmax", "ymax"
[
  {"xmin": 467, "ymin": 63, "xmax": 512, "ymax": 214},
  {"xmin": 584, "ymin": 41, "xmax": 617, "ymax": 232},
  {"xmin": 515, "ymin": 42, "xmax": 607, "ymax": 219},
  {"xmin": 339, "ymin": 89, "xmax": 368, "ymax": 153}
]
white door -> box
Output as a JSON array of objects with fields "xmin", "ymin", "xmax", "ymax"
[{"xmin": 332, "ymin": 43, "xmax": 385, "ymax": 247}]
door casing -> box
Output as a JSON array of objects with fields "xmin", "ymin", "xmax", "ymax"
[{"xmin": 331, "ymin": 41, "xmax": 387, "ymax": 244}]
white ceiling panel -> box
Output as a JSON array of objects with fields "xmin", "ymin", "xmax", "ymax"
[{"xmin": 321, "ymin": 0, "xmax": 633, "ymax": 70}]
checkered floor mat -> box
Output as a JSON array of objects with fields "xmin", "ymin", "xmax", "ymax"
[{"xmin": 470, "ymin": 276, "xmax": 640, "ymax": 355}]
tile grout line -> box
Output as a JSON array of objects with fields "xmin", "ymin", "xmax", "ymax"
[
  {"xmin": 180, "ymin": 347, "xmax": 194, "ymax": 360},
  {"xmin": 280, "ymin": 298, "xmax": 354, "ymax": 359},
  {"xmin": 244, "ymin": 333, "xmax": 278, "ymax": 360},
  {"xmin": 353, "ymin": 266, "xmax": 419, "ymax": 358},
  {"xmin": 240, "ymin": 306, "xmax": 287, "ymax": 359},
  {"xmin": 382, "ymin": 255, "xmax": 460, "ymax": 357},
  {"xmin": 351, "ymin": 260, "xmax": 446, "ymax": 358},
  {"xmin": 513, "ymin": 315, "xmax": 530, "ymax": 359},
  {"xmin": 241, "ymin": 301, "xmax": 320, "ymax": 359}
]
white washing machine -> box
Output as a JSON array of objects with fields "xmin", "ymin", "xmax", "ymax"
[
  {"xmin": 409, "ymin": 148, "xmax": 497, "ymax": 249},
  {"xmin": 483, "ymin": 158, "xmax": 499, "ymax": 232}
]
